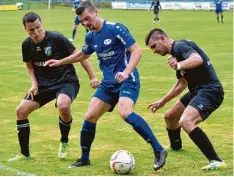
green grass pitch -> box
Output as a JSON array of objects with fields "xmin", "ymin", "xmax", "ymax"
[{"xmin": 0, "ymin": 9, "xmax": 233, "ymax": 176}]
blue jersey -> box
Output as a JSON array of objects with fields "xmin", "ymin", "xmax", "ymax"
[
  {"xmin": 73, "ymin": 0, "xmax": 80, "ymax": 9},
  {"xmin": 82, "ymin": 21, "xmax": 139, "ymax": 84},
  {"xmin": 215, "ymin": 0, "xmax": 223, "ymax": 9}
]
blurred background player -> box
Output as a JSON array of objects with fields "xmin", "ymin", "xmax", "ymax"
[
  {"xmin": 145, "ymin": 28, "xmax": 227, "ymax": 170},
  {"xmin": 149, "ymin": 0, "xmax": 162, "ymax": 24},
  {"xmin": 70, "ymin": 0, "xmax": 89, "ymax": 42},
  {"xmin": 9, "ymin": 12, "xmax": 99, "ymax": 162},
  {"xmin": 215, "ymin": 0, "xmax": 224, "ymax": 23},
  {"xmin": 69, "ymin": 0, "xmax": 81, "ymax": 42},
  {"xmin": 45, "ymin": 1, "xmax": 167, "ymax": 171}
]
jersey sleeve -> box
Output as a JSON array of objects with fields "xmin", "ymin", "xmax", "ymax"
[
  {"xmin": 114, "ymin": 23, "xmax": 136, "ymax": 49},
  {"xmin": 82, "ymin": 34, "xmax": 95, "ymax": 55},
  {"xmin": 22, "ymin": 40, "xmax": 31, "ymax": 62},
  {"xmin": 57, "ymin": 34, "xmax": 76, "ymax": 54},
  {"xmin": 176, "ymin": 70, "xmax": 183, "ymax": 79},
  {"xmin": 174, "ymin": 42, "xmax": 197, "ymax": 61}
]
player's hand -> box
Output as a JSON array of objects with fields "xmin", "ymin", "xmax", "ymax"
[
  {"xmin": 147, "ymin": 99, "xmax": 165, "ymax": 113},
  {"xmin": 90, "ymin": 77, "xmax": 99, "ymax": 89},
  {"xmin": 44, "ymin": 59, "xmax": 61, "ymax": 67},
  {"xmin": 26, "ymin": 84, "xmax": 38, "ymax": 100},
  {"xmin": 168, "ymin": 55, "xmax": 178, "ymax": 70},
  {"xmin": 115, "ymin": 71, "xmax": 129, "ymax": 83}
]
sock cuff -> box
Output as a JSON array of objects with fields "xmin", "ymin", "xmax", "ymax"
[
  {"xmin": 59, "ymin": 117, "xmax": 72, "ymax": 126},
  {"xmin": 189, "ymin": 127, "xmax": 201, "ymax": 139},
  {"xmin": 17, "ymin": 119, "xmax": 30, "ymax": 128},
  {"xmin": 83, "ymin": 120, "xmax": 96, "ymax": 128},
  {"xmin": 125, "ymin": 112, "xmax": 136, "ymax": 124},
  {"xmin": 166, "ymin": 127, "xmax": 181, "ymax": 133}
]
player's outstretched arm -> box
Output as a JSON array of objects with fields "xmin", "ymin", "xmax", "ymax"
[
  {"xmin": 80, "ymin": 60, "xmax": 99, "ymax": 89},
  {"xmin": 44, "ymin": 50, "xmax": 89, "ymax": 67},
  {"xmin": 147, "ymin": 77, "xmax": 187, "ymax": 113}
]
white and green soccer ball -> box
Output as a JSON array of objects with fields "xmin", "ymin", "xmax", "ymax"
[{"xmin": 110, "ymin": 150, "xmax": 135, "ymax": 174}]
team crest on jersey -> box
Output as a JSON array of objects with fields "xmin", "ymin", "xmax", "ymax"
[
  {"xmin": 104, "ymin": 39, "xmax": 112, "ymax": 45},
  {"xmin": 44, "ymin": 46, "xmax": 52, "ymax": 56}
]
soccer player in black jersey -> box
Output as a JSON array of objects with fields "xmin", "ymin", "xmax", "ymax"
[
  {"xmin": 9, "ymin": 12, "xmax": 99, "ymax": 162},
  {"xmin": 145, "ymin": 28, "xmax": 227, "ymax": 170}
]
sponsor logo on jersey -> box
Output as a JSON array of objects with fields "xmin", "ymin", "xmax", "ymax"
[
  {"xmin": 34, "ymin": 61, "xmax": 45, "ymax": 67},
  {"xmin": 104, "ymin": 39, "xmax": 112, "ymax": 45},
  {"xmin": 97, "ymin": 51, "xmax": 115, "ymax": 60},
  {"xmin": 44, "ymin": 46, "xmax": 52, "ymax": 56}
]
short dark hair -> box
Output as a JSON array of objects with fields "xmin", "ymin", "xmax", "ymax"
[
  {"xmin": 22, "ymin": 12, "xmax": 41, "ymax": 27},
  {"xmin": 145, "ymin": 28, "xmax": 168, "ymax": 46},
  {"xmin": 76, "ymin": 1, "xmax": 96, "ymax": 15}
]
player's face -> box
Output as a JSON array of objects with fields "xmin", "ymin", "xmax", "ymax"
[
  {"xmin": 148, "ymin": 38, "xmax": 168, "ymax": 56},
  {"xmin": 78, "ymin": 9, "xmax": 98, "ymax": 31},
  {"xmin": 25, "ymin": 19, "xmax": 44, "ymax": 43}
]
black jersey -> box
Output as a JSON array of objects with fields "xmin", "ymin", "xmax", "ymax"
[
  {"xmin": 171, "ymin": 39, "xmax": 222, "ymax": 92},
  {"xmin": 22, "ymin": 31, "xmax": 78, "ymax": 87}
]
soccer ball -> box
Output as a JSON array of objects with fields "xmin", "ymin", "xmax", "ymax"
[{"xmin": 110, "ymin": 150, "xmax": 135, "ymax": 174}]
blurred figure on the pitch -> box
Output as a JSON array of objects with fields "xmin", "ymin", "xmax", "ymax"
[
  {"xmin": 69, "ymin": 0, "xmax": 89, "ymax": 42},
  {"xmin": 149, "ymin": 0, "xmax": 162, "ymax": 24},
  {"xmin": 45, "ymin": 1, "xmax": 167, "ymax": 171},
  {"xmin": 145, "ymin": 28, "xmax": 227, "ymax": 170},
  {"xmin": 215, "ymin": 0, "xmax": 224, "ymax": 23},
  {"xmin": 10, "ymin": 12, "xmax": 98, "ymax": 162}
]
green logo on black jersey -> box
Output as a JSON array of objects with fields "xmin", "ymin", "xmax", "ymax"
[{"xmin": 45, "ymin": 46, "xmax": 52, "ymax": 56}]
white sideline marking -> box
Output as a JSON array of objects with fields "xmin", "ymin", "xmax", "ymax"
[{"xmin": 0, "ymin": 163, "xmax": 36, "ymax": 176}]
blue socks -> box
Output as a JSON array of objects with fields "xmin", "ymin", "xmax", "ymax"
[
  {"xmin": 125, "ymin": 112, "xmax": 163, "ymax": 152},
  {"xmin": 80, "ymin": 120, "xmax": 96, "ymax": 161},
  {"xmin": 80, "ymin": 113, "xmax": 163, "ymax": 161}
]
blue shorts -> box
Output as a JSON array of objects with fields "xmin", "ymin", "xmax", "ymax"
[
  {"xmin": 180, "ymin": 87, "xmax": 224, "ymax": 120},
  {"xmin": 216, "ymin": 8, "xmax": 223, "ymax": 13},
  {"xmin": 93, "ymin": 80, "xmax": 140, "ymax": 112},
  {"xmin": 24, "ymin": 81, "xmax": 80, "ymax": 107},
  {"xmin": 74, "ymin": 16, "xmax": 80, "ymax": 25}
]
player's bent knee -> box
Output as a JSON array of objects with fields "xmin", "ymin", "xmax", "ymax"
[
  {"xmin": 119, "ymin": 111, "xmax": 131, "ymax": 120},
  {"xmin": 16, "ymin": 106, "xmax": 29, "ymax": 119},
  {"xmin": 164, "ymin": 112, "xmax": 174, "ymax": 121},
  {"xmin": 84, "ymin": 113, "xmax": 99, "ymax": 123},
  {"xmin": 57, "ymin": 103, "xmax": 70, "ymax": 113},
  {"xmin": 179, "ymin": 119, "xmax": 193, "ymax": 132}
]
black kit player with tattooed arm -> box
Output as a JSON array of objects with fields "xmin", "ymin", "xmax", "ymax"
[{"xmin": 145, "ymin": 28, "xmax": 227, "ymax": 170}]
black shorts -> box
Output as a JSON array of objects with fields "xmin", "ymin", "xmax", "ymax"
[
  {"xmin": 180, "ymin": 87, "xmax": 224, "ymax": 120},
  {"xmin": 24, "ymin": 81, "xmax": 80, "ymax": 107},
  {"xmin": 154, "ymin": 9, "xmax": 159, "ymax": 15}
]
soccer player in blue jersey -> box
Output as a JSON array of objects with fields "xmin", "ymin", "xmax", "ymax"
[
  {"xmin": 149, "ymin": 0, "xmax": 162, "ymax": 24},
  {"xmin": 215, "ymin": 0, "xmax": 224, "ymax": 23},
  {"xmin": 70, "ymin": 0, "xmax": 89, "ymax": 42},
  {"xmin": 45, "ymin": 1, "xmax": 167, "ymax": 171},
  {"xmin": 145, "ymin": 28, "xmax": 227, "ymax": 170},
  {"xmin": 69, "ymin": 0, "xmax": 81, "ymax": 42},
  {"xmin": 9, "ymin": 12, "xmax": 99, "ymax": 162}
]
